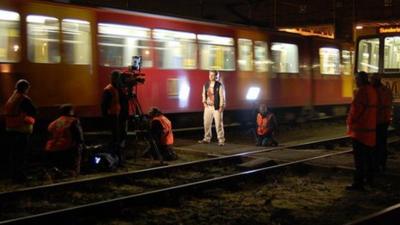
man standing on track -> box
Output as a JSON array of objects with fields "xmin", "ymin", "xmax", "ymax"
[
  {"xmin": 371, "ymin": 74, "xmax": 393, "ymax": 172},
  {"xmin": 198, "ymin": 70, "xmax": 226, "ymax": 146},
  {"xmin": 4, "ymin": 79, "xmax": 37, "ymax": 182},
  {"xmin": 346, "ymin": 71, "xmax": 377, "ymax": 191}
]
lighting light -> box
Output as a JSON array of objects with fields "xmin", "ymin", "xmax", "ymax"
[
  {"xmin": 0, "ymin": 10, "xmax": 19, "ymax": 21},
  {"xmin": 63, "ymin": 19, "xmax": 89, "ymax": 25},
  {"xmin": 197, "ymin": 34, "xmax": 234, "ymax": 45},
  {"xmin": 153, "ymin": 29, "xmax": 196, "ymax": 40},
  {"xmin": 13, "ymin": 45, "xmax": 19, "ymax": 52},
  {"xmin": 355, "ymin": 25, "xmax": 363, "ymax": 30},
  {"xmin": 27, "ymin": 15, "xmax": 57, "ymax": 24},
  {"xmin": 98, "ymin": 23, "xmax": 150, "ymax": 38},
  {"xmin": 246, "ymin": 87, "xmax": 260, "ymax": 100}
]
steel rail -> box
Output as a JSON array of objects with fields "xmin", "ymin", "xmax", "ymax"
[{"xmin": 0, "ymin": 149, "xmax": 353, "ymax": 225}]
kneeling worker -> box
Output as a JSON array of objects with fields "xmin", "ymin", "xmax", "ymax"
[
  {"xmin": 256, "ymin": 104, "xmax": 278, "ymax": 146},
  {"xmin": 45, "ymin": 104, "xmax": 84, "ymax": 176},
  {"xmin": 148, "ymin": 107, "xmax": 177, "ymax": 161}
]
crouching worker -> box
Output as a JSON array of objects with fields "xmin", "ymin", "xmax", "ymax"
[
  {"xmin": 256, "ymin": 104, "xmax": 278, "ymax": 147},
  {"xmin": 45, "ymin": 104, "xmax": 84, "ymax": 177},
  {"xmin": 147, "ymin": 107, "xmax": 178, "ymax": 161}
]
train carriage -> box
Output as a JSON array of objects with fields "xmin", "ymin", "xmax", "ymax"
[{"xmin": 0, "ymin": 0, "xmax": 354, "ymax": 126}]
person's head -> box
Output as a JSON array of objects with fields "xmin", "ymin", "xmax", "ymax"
[
  {"xmin": 111, "ymin": 70, "xmax": 121, "ymax": 88},
  {"xmin": 356, "ymin": 71, "xmax": 369, "ymax": 88},
  {"xmin": 148, "ymin": 107, "xmax": 162, "ymax": 118},
  {"xmin": 370, "ymin": 74, "xmax": 382, "ymax": 87},
  {"xmin": 15, "ymin": 79, "xmax": 30, "ymax": 93},
  {"xmin": 259, "ymin": 103, "xmax": 268, "ymax": 114},
  {"xmin": 209, "ymin": 70, "xmax": 219, "ymax": 82},
  {"xmin": 59, "ymin": 104, "xmax": 74, "ymax": 116}
]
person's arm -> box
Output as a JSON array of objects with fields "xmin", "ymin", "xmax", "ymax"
[
  {"xmin": 21, "ymin": 97, "xmax": 37, "ymax": 117},
  {"xmin": 201, "ymin": 85, "xmax": 207, "ymax": 107},
  {"xmin": 71, "ymin": 119, "xmax": 84, "ymax": 144},
  {"xmin": 219, "ymin": 83, "xmax": 225, "ymax": 111},
  {"xmin": 101, "ymin": 91, "xmax": 112, "ymax": 117}
]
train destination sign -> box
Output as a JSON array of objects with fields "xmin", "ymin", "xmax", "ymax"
[{"xmin": 379, "ymin": 26, "xmax": 400, "ymax": 34}]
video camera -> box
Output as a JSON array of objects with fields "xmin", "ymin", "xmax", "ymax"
[{"xmin": 121, "ymin": 56, "xmax": 145, "ymax": 87}]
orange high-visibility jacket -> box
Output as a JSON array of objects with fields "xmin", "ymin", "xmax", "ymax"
[
  {"xmin": 104, "ymin": 84, "xmax": 121, "ymax": 115},
  {"xmin": 347, "ymin": 84, "xmax": 377, "ymax": 147},
  {"xmin": 257, "ymin": 113, "xmax": 273, "ymax": 136},
  {"xmin": 376, "ymin": 85, "xmax": 393, "ymax": 124},
  {"xmin": 153, "ymin": 115, "xmax": 174, "ymax": 145},
  {"xmin": 45, "ymin": 116, "xmax": 78, "ymax": 152},
  {"xmin": 4, "ymin": 91, "xmax": 35, "ymax": 133}
]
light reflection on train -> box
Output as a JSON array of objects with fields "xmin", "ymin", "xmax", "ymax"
[{"xmin": 0, "ymin": 0, "xmax": 354, "ymax": 121}]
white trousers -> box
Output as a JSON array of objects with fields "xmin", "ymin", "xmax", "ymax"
[{"xmin": 203, "ymin": 105, "xmax": 225, "ymax": 143}]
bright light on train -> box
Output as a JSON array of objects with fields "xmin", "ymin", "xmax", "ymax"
[
  {"xmin": 197, "ymin": 34, "xmax": 234, "ymax": 45},
  {"xmin": 63, "ymin": 19, "xmax": 89, "ymax": 25},
  {"xmin": 0, "ymin": 10, "xmax": 19, "ymax": 21},
  {"xmin": 153, "ymin": 29, "xmax": 196, "ymax": 40},
  {"xmin": 27, "ymin": 15, "xmax": 57, "ymax": 24},
  {"xmin": 98, "ymin": 23, "xmax": 149, "ymax": 37},
  {"xmin": 246, "ymin": 87, "xmax": 260, "ymax": 100}
]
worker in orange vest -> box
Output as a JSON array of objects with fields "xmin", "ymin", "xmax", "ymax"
[
  {"xmin": 101, "ymin": 70, "xmax": 126, "ymax": 166},
  {"xmin": 4, "ymin": 79, "xmax": 37, "ymax": 182},
  {"xmin": 45, "ymin": 104, "xmax": 84, "ymax": 176},
  {"xmin": 346, "ymin": 71, "xmax": 377, "ymax": 191},
  {"xmin": 256, "ymin": 104, "xmax": 278, "ymax": 147},
  {"xmin": 147, "ymin": 107, "xmax": 177, "ymax": 161},
  {"xmin": 371, "ymin": 74, "xmax": 393, "ymax": 172}
]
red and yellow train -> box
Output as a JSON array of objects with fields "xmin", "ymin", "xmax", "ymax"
[{"xmin": 0, "ymin": 0, "xmax": 354, "ymax": 122}]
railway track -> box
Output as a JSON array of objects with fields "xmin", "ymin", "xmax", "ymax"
[{"xmin": 1, "ymin": 134, "xmax": 399, "ymax": 225}]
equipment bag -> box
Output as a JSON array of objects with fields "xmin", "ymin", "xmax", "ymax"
[{"xmin": 91, "ymin": 152, "xmax": 119, "ymax": 171}]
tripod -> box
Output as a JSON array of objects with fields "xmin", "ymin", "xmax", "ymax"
[{"xmin": 129, "ymin": 85, "xmax": 164, "ymax": 164}]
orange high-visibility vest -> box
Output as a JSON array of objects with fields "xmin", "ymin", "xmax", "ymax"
[
  {"xmin": 4, "ymin": 91, "xmax": 35, "ymax": 133},
  {"xmin": 257, "ymin": 113, "xmax": 273, "ymax": 136},
  {"xmin": 104, "ymin": 84, "xmax": 121, "ymax": 115},
  {"xmin": 376, "ymin": 85, "xmax": 393, "ymax": 124},
  {"xmin": 347, "ymin": 84, "xmax": 377, "ymax": 147},
  {"xmin": 45, "ymin": 116, "xmax": 78, "ymax": 152},
  {"xmin": 153, "ymin": 115, "xmax": 174, "ymax": 145}
]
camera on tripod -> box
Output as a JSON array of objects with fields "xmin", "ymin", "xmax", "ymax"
[{"xmin": 121, "ymin": 56, "xmax": 145, "ymax": 87}]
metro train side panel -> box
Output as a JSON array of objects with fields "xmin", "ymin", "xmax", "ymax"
[{"xmin": 0, "ymin": 0, "xmax": 354, "ymax": 120}]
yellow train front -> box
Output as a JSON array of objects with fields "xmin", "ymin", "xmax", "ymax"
[
  {"xmin": 356, "ymin": 27, "xmax": 400, "ymax": 129},
  {"xmin": 0, "ymin": 0, "xmax": 354, "ymax": 125}
]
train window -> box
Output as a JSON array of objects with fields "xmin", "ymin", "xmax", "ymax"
[
  {"xmin": 153, "ymin": 29, "xmax": 197, "ymax": 69},
  {"xmin": 341, "ymin": 50, "xmax": 352, "ymax": 75},
  {"xmin": 254, "ymin": 41, "xmax": 269, "ymax": 72},
  {"xmin": 198, "ymin": 34, "xmax": 235, "ymax": 71},
  {"xmin": 62, "ymin": 19, "xmax": 91, "ymax": 65},
  {"xmin": 319, "ymin": 47, "xmax": 340, "ymax": 75},
  {"xmin": 357, "ymin": 38, "xmax": 379, "ymax": 73},
  {"xmin": 27, "ymin": 15, "xmax": 60, "ymax": 63},
  {"xmin": 271, "ymin": 42, "xmax": 299, "ymax": 73},
  {"xmin": 384, "ymin": 36, "xmax": 400, "ymax": 73},
  {"xmin": 238, "ymin": 38, "xmax": 253, "ymax": 71},
  {"xmin": 98, "ymin": 23, "xmax": 151, "ymax": 67},
  {"xmin": 0, "ymin": 10, "xmax": 20, "ymax": 63}
]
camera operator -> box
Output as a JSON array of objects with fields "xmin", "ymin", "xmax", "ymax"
[{"xmin": 101, "ymin": 70, "xmax": 128, "ymax": 166}]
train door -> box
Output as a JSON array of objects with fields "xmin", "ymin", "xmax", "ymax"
[{"xmin": 356, "ymin": 34, "xmax": 400, "ymax": 127}]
